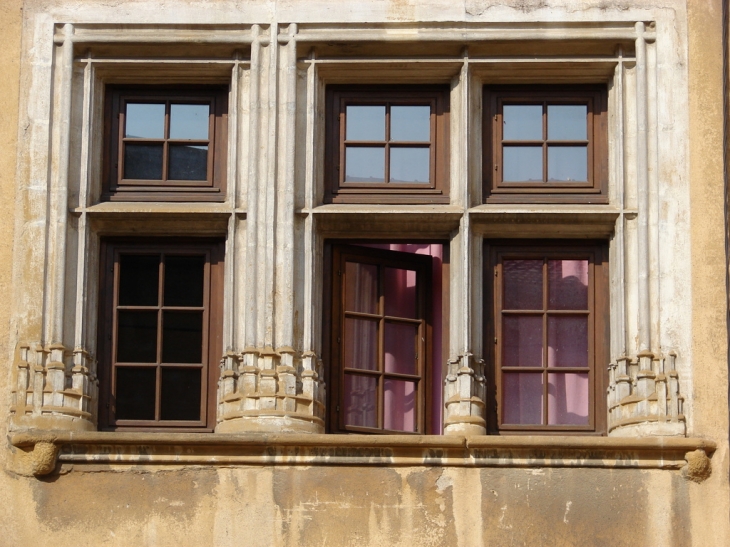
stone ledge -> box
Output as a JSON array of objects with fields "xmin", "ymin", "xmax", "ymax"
[{"xmin": 7, "ymin": 431, "xmax": 716, "ymax": 474}]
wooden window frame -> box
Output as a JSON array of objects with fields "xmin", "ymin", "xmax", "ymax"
[
  {"xmin": 328, "ymin": 244, "xmax": 435, "ymax": 434},
  {"xmin": 483, "ymin": 86, "xmax": 608, "ymax": 204},
  {"xmin": 484, "ymin": 241, "xmax": 609, "ymax": 435},
  {"xmin": 98, "ymin": 238, "xmax": 224, "ymax": 432},
  {"xmin": 325, "ymin": 86, "xmax": 450, "ymax": 204},
  {"xmin": 103, "ymin": 85, "xmax": 228, "ymax": 202}
]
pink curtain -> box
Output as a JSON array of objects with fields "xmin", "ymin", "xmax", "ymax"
[
  {"xmin": 503, "ymin": 258, "xmax": 589, "ymax": 426},
  {"xmin": 548, "ymin": 373, "xmax": 589, "ymax": 425}
]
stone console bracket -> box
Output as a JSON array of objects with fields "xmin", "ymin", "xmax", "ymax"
[{"xmin": 7, "ymin": 431, "xmax": 716, "ymax": 480}]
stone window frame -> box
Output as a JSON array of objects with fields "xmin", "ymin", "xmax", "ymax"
[{"xmin": 8, "ymin": 21, "xmax": 701, "ymax": 474}]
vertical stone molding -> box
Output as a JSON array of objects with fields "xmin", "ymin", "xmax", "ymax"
[
  {"xmin": 443, "ymin": 353, "xmax": 487, "ymax": 435},
  {"xmin": 608, "ymin": 351, "xmax": 685, "ymax": 436},
  {"xmin": 216, "ymin": 348, "xmax": 325, "ymax": 433},
  {"xmin": 9, "ymin": 344, "xmax": 97, "ymax": 432}
]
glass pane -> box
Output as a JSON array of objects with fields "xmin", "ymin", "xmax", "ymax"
[
  {"xmin": 168, "ymin": 145, "xmax": 208, "ymax": 181},
  {"xmin": 125, "ymin": 103, "xmax": 165, "ymax": 139},
  {"xmin": 384, "ymin": 321, "xmax": 418, "ymax": 375},
  {"xmin": 503, "ymin": 146, "xmax": 543, "ymax": 182},
  {"xmin": 117, "ymin": 310, "xmax": 158, "ymax": 363},
  {"xmin": 548, "ymin": 316, "xmax": 588, "ymax": 368},
  {"xmin": 503, "ymin": 260, "xmax": 542, "ymax": 310},
  {"xmin": 162, "ymin": 311, "xmax": 203, "ymax": 364},
  {"xmin": 503, "ymin": 316, "xmax": 543, "ymax": 368},
  {"xmin": 344, "ymin": 317, "xmax": 378, "ymax": 371},
  {"xmin": 503, "ymin": 105, "xmax": 542, "ymax": 140},
  {"xmin": 547, "ymin": 146, "xmax": 587, "ymax": 182},
  {"xmin": 169, "ymin": 104, "xmax": 210, "ymax": 140},
  {"xmin": 344, "ymin": 374, "xmax": 377, "ymax": 428},
  {"xmin": 345, "ymin": 262, "xmax": 378, "ymax": 314},
  {"xmin": 548, "ymin": 105, "xmax": 587, "ymax": 140},
  {"xmin": 345, "ymin": 147, "xmax": 385, "ymax": 182},
  {"xmin": 548, "ymin": 372, "xmax": 589, "ymax": 425},
  {"xmin": 115, "ymin": 367, "xmax": 156, "ymax": 420},
  {"xmin": 164, "ymin": 255, "xmax": 205, "ymax": 307},
  {"xmin": 160, "ymin": 367, "xmax": 202, "ymax": 421},
  {"xmin": 384, "ymin": 267, "xmax": 416, "ymax": 318},
  {"xmin": 548, "ymin": 260, "xmax": 589, "ymax": 310},
  {"xmin": 502, "ymin": 372, "xmax": 543, "ymax": 425},
  {"xmin": 390, "ymin": 106, "xmax": 430, "ymax": 142},
  {"xmin": 346, "ymin": 106, "xmax": 385, "ymax": 141},
  {"xmin": 384, "ymin": 379, "xmax": 417, "ymax": 432},
  {"xmin": 119, "ymin": 254, "xmax": 159, "ymax": 306},
  {"xmin": 390, "ymin": 148, "xmax": 430, "ymax": 183},
  {"xmin": 124, "ymin": 143, "xmax": 163, "ymax": 180}
]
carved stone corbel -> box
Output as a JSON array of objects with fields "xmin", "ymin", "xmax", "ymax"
[{"xmin": 8, "ymin": 441, "xmax": 59, "ymax": 477}]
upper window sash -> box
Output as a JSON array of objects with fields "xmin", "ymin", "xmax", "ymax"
[
  {"xmin": 325, "ymin": 86, "xmax": 450, "ymax": 204},
  {"xmin": 484, "ymin": 86, "xmax": 608, "ymax": 204},
  {"xmin": 103, "ymin": 85, "xmax": 228, "ymax": 202}
]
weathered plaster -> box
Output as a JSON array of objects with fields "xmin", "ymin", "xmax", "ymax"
[
  {"xmin": 686, "ymin": 0, "xmax": 730, "ymax": 543},
  {"xmin": 0, "ymin": 1, "xmax": 23, "ymax": 546}
]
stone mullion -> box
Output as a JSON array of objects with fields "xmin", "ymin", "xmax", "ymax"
[
  {"xmin": 443, "ymin": 56, "xmax": 487, "ymax": 436},
  {"xmin": 607, "ymin": 25, "xmax": 685, "ymax": 436},
  {"xmin": 217, "ymin": 24, "xmax": 323, "ymax": 433}
]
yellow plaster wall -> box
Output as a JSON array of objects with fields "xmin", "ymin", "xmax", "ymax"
[
  {"xmin": 687, "ymin": 0, "xmax": 730, "ymax": 542},
  {"xmin": 0, "ymin": 0, "xmax": 23, "ymax": 543}
]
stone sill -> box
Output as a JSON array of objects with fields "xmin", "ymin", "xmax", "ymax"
[{"xmin": 8, "ymin": 431, "xmax": 716, "ymax": 474}]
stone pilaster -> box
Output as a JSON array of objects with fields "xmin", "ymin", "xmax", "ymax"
[
  {"xmin": 216, "ymin": 348, "xmax": 325, "ymax": 434},
  {"xmin": 608, "ymin": 351, "xmax": 685, "ymax": 436},
  {"xmin": 443, "ymin": 353, "xmax": 487, "ymax": 435},
  {"xmin": 9, "ymin": 344, "xmax": 97, "ymax": 432}
]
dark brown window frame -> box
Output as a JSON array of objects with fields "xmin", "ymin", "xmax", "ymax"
[
  {"xmin": 98, "ymin": 238, "xmax": 224, "ymax": 432},
  {"xmin": 103, "ymin": 85, "xmax": 228, "ymax": 202},
  {"xmin": 327, "ymin": 244, "xmax": 437, "ymax": 434},
  {"xmin": 483, "ymin": 86, "xmax": 608, "ymax": 204},
  {"xmin": 325, "ymin": 86, "xmax": 450, "ymax": 204},
  {"xmin": 484, "ymin": 240, "xmax": 609, "ymax": 435}
]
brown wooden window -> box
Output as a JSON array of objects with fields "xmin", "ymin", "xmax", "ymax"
[
  {"xmin": 98, "ymin": 239, "xmax": 224, "ymax": 431},
  {"xmin": 329, "ymin": 244, "xmax": 435, "ymax": 434},
  {"xmin": 103, "ymin": 86, "xmax": 228, "ymax": 202},
  {"xmin": 325, "ymin": 86, "xmax": 449, "ymax": 204},
  {"xmin": 484, "ymin": 87, "xmax": 607, "ymax": 204},
  {"xmin": 485, "ymin": 242, "xmax": 608, "ymax": 434}
]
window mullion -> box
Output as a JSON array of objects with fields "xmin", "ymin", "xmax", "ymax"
[
  {"xmin": 542, "ymin": 257, "xmax": 549, "ymax": 426},
  {"xmin": 378, "ymin": 263, "xmax": 385, "ymax": 430},
  {"xmin": 162, "ymin": 102, "xmax": 170, "ymax": 182}
]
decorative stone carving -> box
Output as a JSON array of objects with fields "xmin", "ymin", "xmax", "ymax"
[
  {"xmin": 216, "ymin": 348, "xmax": 326, "ymax": 434},
  {"xmin": 608, "ymin": 351, "xmax": 685, "ymax": 436},
  {"xmin": 9, "ymin": 344, "xmax": 98, "ymax": 432},
  {"xmin": 9, "ymin": 441, "xmax": 60, "ymax": 477},
  {"xmin": 682, "ymin": 449, "xmax": 712, "ymax": 483},
  {"xmin": 443, "ymin": 353, "xmax": 487, "ymax": 435}
]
